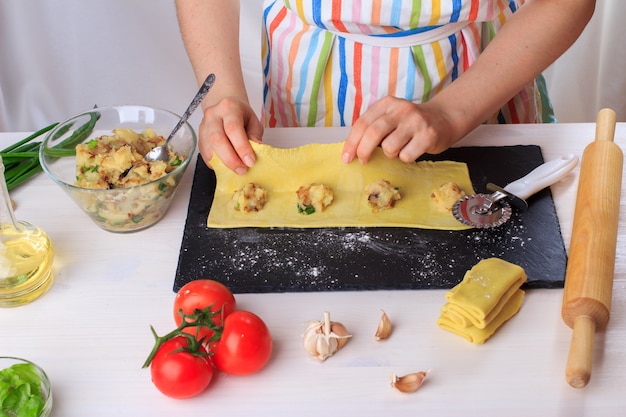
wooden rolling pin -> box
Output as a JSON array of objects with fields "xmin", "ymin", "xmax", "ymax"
[{"xmin": 562, "ymin": 108, "xmax": 623, "ymax": 388}]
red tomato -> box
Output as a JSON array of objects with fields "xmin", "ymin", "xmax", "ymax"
[
  {"xmin": 173, "ymin": 279, "xmax": 237, "ymax": 342},
  {"xmin": 211, "ymin": 311, "xmax": 273, "ymax": 375},
  {"xmin": 150, "ymin": 336, "xmax": 213, "ymax": 399}
]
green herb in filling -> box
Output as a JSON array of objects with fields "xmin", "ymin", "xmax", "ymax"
[
  {"xmin": 297, "ymin": 204, "xmax": 316, "ymax": 215},
  {"xmin": 170, "ymin": 156, "xmax": 182, "ymax": 167}
]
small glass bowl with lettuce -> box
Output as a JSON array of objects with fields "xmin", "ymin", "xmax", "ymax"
[
  {"xmin": 0, "ymin": 357, "xmax": 52, "ymax": 417},
  {"xmin": 39, "ymin": 105, "xmax": 197, "ymax": 233}
]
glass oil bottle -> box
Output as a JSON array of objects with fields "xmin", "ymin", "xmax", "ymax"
[{"xmin": 0, "ymin": 156, "xmax": 54, "ymax": 307}]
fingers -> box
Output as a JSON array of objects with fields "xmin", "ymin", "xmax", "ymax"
[
  {"xmin": 342, "ymin": 96, "xmax": 449, "ymax": 165},
  {"xmin": 203, "ymin": 95, "xmax": 452, "ymax": 173},
  {"xmin": 342, "ymin": 99, "xmax": 392, "ymax": 164},
  {"xmin": 200, "ymin": 97, "xmax": 263, "ymax": 175},
  {"xmin": 245, "ymin": 113, "xmax": 264, "ymax": 145}
]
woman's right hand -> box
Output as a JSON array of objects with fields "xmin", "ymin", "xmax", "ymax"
[{"xmin": 199, "ymin": 96, "xmax": 264, "ymax": 175}]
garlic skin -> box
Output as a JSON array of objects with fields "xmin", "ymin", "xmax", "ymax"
[
  {"xmin": 303, "ymin": 311, "xmax": 352, "ymax": 361},
  {"xmin": 375, "ymin": 310, "xmax": 392, "ymax": 341},
  {"xmin": 390, "ymin": 371, "xmax": 429, "ymax": 393}
]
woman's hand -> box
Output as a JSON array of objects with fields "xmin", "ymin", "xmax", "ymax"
[
  {"xmin": 199, "ymin": 96, "xmax": 264, "ymax": 175},
  {"xmin": 341, "ymin": 1, "xmax": 596, "ymax": 167},
  {"xmin": 342, "ymin": 96, "xmax": 456, "ymax": 165}
]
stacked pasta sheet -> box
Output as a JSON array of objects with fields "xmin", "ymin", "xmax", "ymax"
[{"xmin": 437, "ymin": 258, "xmax": 527, "ymax": 344}]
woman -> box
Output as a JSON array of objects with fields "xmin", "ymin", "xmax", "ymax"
[{"xmin": 175, "ymin": 0, "xmax": 595, "ymax": 174}]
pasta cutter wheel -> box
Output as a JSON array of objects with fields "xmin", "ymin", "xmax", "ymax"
[
  {"xmin": 452, "ymin": 193, "xmax": 512, "ymax": 228},
  {"xmin": 452, "ymin": 154, "xmax": 579, "ymax": 228}
]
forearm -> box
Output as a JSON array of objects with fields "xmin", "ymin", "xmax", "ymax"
[
  {"xmin": 175, "ymin": 0, "xmax": 248, "ymax": 107},
  {"xmin": 431, "ymin": 0, "xmax": 596, "ymax": 140}
]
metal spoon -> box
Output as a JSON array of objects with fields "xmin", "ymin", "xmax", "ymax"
[{"xmin": 144, "ymin": 73, "xmax": 216, "ymax": 162}]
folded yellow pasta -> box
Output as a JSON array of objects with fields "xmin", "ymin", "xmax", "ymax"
[
  {"xmin": 443, "ymin": 257, "xmax": 527, "ymax": 329},
  {"xmin": 207, "ymin": 141, "xmax": 475, "ymax": 229},
  {"xmin": 437, "ymin": 289, "xmax": 525, "ymax": 344},
  {"xmin": 436, "ymin": 258, "xmax": 527, "ymax": 344}
]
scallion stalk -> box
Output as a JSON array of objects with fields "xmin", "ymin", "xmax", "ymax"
[
  {"xmin": 2, "ymin": 108, "xmax": 99, "ymax": 191},
  {"xmin": 0, "ymin": 123, "xmax": 58, "ymax": 154}
]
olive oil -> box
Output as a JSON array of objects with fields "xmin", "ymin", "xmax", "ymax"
[
  {"xmin": 0, "ymin": 156, "xmax": 54, "ymax": 307},
  {"xmin": 0, "ymin": 222, "xmax": 54, "ymax": 307}
]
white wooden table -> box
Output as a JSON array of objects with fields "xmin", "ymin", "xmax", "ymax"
[{"xmin": 2, "ymin": 123, "xmax": 625, "ymax": 417}]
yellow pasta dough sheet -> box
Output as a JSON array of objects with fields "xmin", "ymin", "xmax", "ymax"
[
  {"xmin": 207, "ymin": 141, "xmax": 476, "ymax": 229},
  {"xmin": 443, "ymin": 257, "xmax": 527, "ymax": 329},
  {"xmin": 437, "ymin": 289, "xmax": 525, "ymax": 345},
  {"xmin": 436, "ymin": 258, "xmax": 528, "ymax": 344}
]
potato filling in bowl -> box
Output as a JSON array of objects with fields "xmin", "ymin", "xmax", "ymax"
[
  {"xmin": 75, "ymin": 127, "xmax": 182, "ymax": 189},
  {"xmin": 71, "ymin": 127, "xmax": 187, "ymax": 232},
  {"xmin": 39, "ymin": 104, "xmax": 197, "ymax": 233}
]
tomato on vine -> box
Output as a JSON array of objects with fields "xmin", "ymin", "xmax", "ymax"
[
  {"xmin": 211, "ymin": 310, "xmax": 273, "ymax": 375},
  {"xmin": 143, "ymin": 304, "xmax": 222, "ymax": 398},
  {"xmin": 173, "ymin": 279, "xmax": 236, "ymax": 343},
  {"xmin": 149, "ymin": 335, "xmax": 213, "ymax": 399},
  {"xmin": 144, "ymin": 279, "xmax": 273, "ymax": 398}
]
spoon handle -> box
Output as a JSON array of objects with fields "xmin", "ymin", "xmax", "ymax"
[{"xmin": 167, "ymin": 73, "xmax": 216, "ymax": 142}]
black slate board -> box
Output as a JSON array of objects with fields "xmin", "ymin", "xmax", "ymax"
[{"xmin": 173, "ymin": 145, "xmax": 567, "ymax": 293}]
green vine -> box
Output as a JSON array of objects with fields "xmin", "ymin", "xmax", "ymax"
[{"xmin": 142, "ymin": 306, "xmax": 224, "ymax": 368}]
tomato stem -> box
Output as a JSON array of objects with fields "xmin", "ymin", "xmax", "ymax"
[{"xmin": 142, "ymin": 306, "xmax": 224, "ymax": 368}]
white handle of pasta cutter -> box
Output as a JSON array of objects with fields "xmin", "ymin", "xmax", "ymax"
[{"xmin": 504, "ymin": 154, "xmax": 579, "ymax": 200}]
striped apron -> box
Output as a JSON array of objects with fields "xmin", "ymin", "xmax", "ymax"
[{"xmin": 261, "ymin": 0, "xmax": 553, "ymax": 128}]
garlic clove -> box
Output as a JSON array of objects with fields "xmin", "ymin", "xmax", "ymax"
[
  {"xmin": 303, "ymin": 321, "xmax": 323, "ymax": 357},
  {"xmin": 390, "ymin": 370, "xmax": 429, "ymax": 393},
  {"xmin": 302, "ymin": 311, "xmax": 352, "ymax": 361},
  {"xmin": 375, "ymin": 310, "xmax": 392, "ymax": 341},
  {"xmin": 315, "ymin": 335, "xmax": 339, "ymax": 361},
  {"xmin": 328, "ymin": 321, "xmax": 351, "ymax": 351}
]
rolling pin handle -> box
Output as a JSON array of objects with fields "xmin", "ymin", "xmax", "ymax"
[
  {"xmin": 595, "ymin": 108, "xmax": 617, "ymax": 141},
  {"xmin": 565, "ymin": 315, "xmax": 596, "ymax": 389}
]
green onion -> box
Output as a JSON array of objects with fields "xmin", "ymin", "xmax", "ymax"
[
  {"xmin": 52, "ymin": 121, "xmax": 74, "ymax": 139},
  {"xmin": 0, "ymin": 123, "xmax": 57, "ymax": 154},
  {"xmin": 0, "ymin": 152, "xmax": 40, "ymax": 160},
  {"xmin": 1, "ymin": 123, "xmax": 56, "ymax": 191},
  {"xmin": 43, "ymin": 110, "xmax": 100, "ymax": 158},
  {"xmin": 171, "ymin": 155, "xmax": 182, "ymax": 166},
  {"xmin": 131, "ymin": 214, "xmax": 144, "ymax": 223},
  {"xmin": 1, "ymin": 107, "xmax": 100, "ymax": 191},
  {"xmin": 297, "ymin": 204, "xmax": 316, "ymax": 215}
]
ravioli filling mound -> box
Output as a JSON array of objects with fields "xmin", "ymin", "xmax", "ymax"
[
  {"xmin": 296, "ymin": 183, "xmax": 334, "ymax": 215},
  {"xmin": 365, "ymin": 179, "xmax": 402, "ymax": 213},
  {"xmin": 232, "ymin": 183, "xmax": 268, "ymax": 212},
  {"xmin": 431, "ymin": 182, "xmax": 466, "ymax": 213}
]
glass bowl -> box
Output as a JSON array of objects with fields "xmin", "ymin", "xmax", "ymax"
[
  {"xmin": 0, "ymin": 356, "xmax": 53, "ymax": 417},
  {"xmin": 39, "ymin": 105, "xmax": 197, "ymax": 233}
]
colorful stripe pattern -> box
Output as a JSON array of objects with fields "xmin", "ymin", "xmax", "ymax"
[{"xmin": 262, "ymin": 0, "xmax": 542, "ymax": 127}]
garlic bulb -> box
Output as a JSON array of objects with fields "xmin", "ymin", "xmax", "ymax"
[
  {"xmin": 375, "ymin": 310, "xmax": 392, "ymax": 341},
  {"xmin": 303, "ymin": 311, "xmax": 352, "ymax": 361},
  {"xmin": 390, "ymin": 371, "xmax": 429, "ymax": 393}
]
